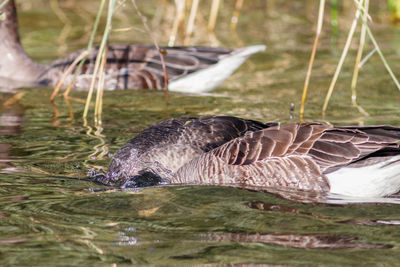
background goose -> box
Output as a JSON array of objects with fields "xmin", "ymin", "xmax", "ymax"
[
  {"xmin": 97, "ymin": 116, "xmax": 400, "ymax": 198},
  {"xmin": 0, "ymin": 0, "xmax": 265, "ymax": 92}
]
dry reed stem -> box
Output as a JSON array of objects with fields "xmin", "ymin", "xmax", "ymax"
[
  {"xmin": 184, "ymin": 0, "xmax": 199, "ymax": 45},
  {"xmin": 50, "ymin": 100, "xmax": 60, "ymax": 126},
  {"xmin": 94, "ymin": 46, "xmax": 108, "ymax": 125},
  {"xmin": 208, "ymin": 0, "xmax": 220, "ymax": 32},
  {"xmin": 64, "ymin": 96, "xmax": 74, "ymax": 122},
  {"xmin": 62, "ymin": 80, "xmax": 74, "ymax": 98},
  {"xmin": 322, "ymin": 0, "xmax": 364, "ymax": 116},
  {"xmin": 2, "ymin": 92, "xmax": 26, "ymax": 107},
  {"xmin": 83, "ymin": 0, "xmax": 115, "ymax": 119},
  {"xmin": 93, "ymin": 0, "xmax": 117, "ymax": 126},
  {"xmin": 168, "ymin": 0, "xmax": 185, "ymax": 46},
  {"xmin": 132, "ymin": 0, "xmax": 169, "ymax": 97},
  {"xmin": 50, "ymin": 50, "xmax": 89, "ymax": 101},
  {"xmin": 0, "ymin": 0, "xmax": 10, "ymax": 10},
  {"xmin": 71, "ymin": 0, "xmax": 106, "ymax": 98},
  {"xmin": 82, "ymin": 48, "xmax": 103, "ymax": 119},
  {"xmin": 354, "ymin": 0, "xmax": 400, "ymax": 91},
  {"xmin": 230, "ymin": 0, "xmax": 244, "ymax": 31},
  {"xmin": 359, "ymin": 48, "xmax": 376, "ymax": 67},
  {"xmin": 300, "ymin": 0, "xmax": 325, "ymax": 119},
  {"xmin": 350, "ymin": 0, "xmax": 369, "ymax": 116}
]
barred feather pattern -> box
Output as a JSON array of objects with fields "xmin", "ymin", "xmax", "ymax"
[
  {"xmin": 174, "ymin": 123, "xmax": 400, "ymax": 193},
  {"xmin": 101, "ymin": 116, "xmax": 274, "ymax": 186},
  {"xmin": 101, "ymin": 116, "xmax": 400, "ymax": 195},
  {"xmin": 38, "ymin": 44, "xmax": 232, "ymax": 90},
  {"xmin": 1, "ymin": 0, "xmax": 265, "ymax": 91}
]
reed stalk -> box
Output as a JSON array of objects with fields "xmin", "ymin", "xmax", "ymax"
[
  {"xmin": 322, "ymin": 0, "xmax": 364, "ymax": 116},
  {"xmin": 350, "ymin": 0, "xmax": 369, "ymax": 116},
  {"xmin": 50, "ymin": 50, "xmax": 89, "ymax": 101},
  {"xmin": 94, "ymin": 46, "xmax": 108, "ymax": 125},
  {"xmin": 3, "ymin": 92, "xmax": 26, "ymax": 107},
  {"xmin": 0, "ymin": 0, "xmax": 10, "ymax": 10},
  {"xmin": 52, "ymin": 0, "xmax": 106, "ymax": 103},
  {"xmin": 168, "ymin": 0, "xmax": 185, "ymax": 46},
  {"xmin": 300, "ymin": 0, "xmax": 325, "ymax": 119},
  {"xmin": 208, "ymin": 0, "xmax": 220, "ymax": 32},
  {"xmin": 359, "ymin": 48, "xmax": 376, "ymax": 67},
  {"xmin": 230, "ymin": 0, "xmax": 244, "ymax": 31},
  {"xmin": 184, "ymin": 0, "xmax": 199, "ymax": 45},
  {"xmin": 83, "ymin": 0, "xmax": 116, "ymax": 120},
  {"xmin": 132, "ymin": 0, "xmax": 169, "ymax": 96},
  {"xmin": 94, "ymin": 0, "xmax": 117, "ymax": 126},
  {"xmin": 354, "ymin": 0, "xmax": 400, "ymax": 91},
  {"xmin": 64, "ymin": 0, "xmax": 105, "ymax": 100}
]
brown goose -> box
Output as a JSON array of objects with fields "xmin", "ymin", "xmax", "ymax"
[
  {"xmin": 0, "ymin": 0, "xmax": 265, "ymax": 91},
  {"xmin": 96, "ymin": 116, "xmax": 400, "ymax": 198}
]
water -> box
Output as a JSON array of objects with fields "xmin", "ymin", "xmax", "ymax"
[{"xmin": 1, "ymin": 0, "xmax": 400, "ymax": 265}]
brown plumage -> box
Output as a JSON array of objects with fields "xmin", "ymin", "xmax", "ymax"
[
  {"xmin": 97, "ymin": 116, "xmax": 400, "ymax": 198},
  {"xmin": 41, "ymin": 45, "xmax": 233, "ymax": 90},
  {"xmin": 0, "ymin": 0, "xmax": 265, "ymax": 91}
]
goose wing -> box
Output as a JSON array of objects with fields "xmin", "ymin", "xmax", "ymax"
[
  {"xmin": 105, "ymin": 116, "xmax": 275, "ymax": 185},
  {"xmin": 316, "ymin": 125, "xmax": 400, "ymax": 172},
  {"xmin": 212, "ymin": 123, "xmax": 400, "ymax": 172},
  {"xmin": 126, "ymin": 116, "xmax": 276, "ymax": 153},
  {"xmin": 182, "ymin": 116, "xmax": 277, "ymax": 152},
  {"xmin": 46, "ymin": 44, "xmax": 232, "ymax": 89}
]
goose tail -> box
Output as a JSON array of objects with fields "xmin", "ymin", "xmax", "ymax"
[
  {"xmin": 168, "ymin": 45, "xmax": 266, "ymax": 93},
  {"xmin": 326, "ymin": 155, "xmax": 400, "ymax": 198}
]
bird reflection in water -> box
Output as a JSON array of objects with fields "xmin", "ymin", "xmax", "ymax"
[
  {"xmin": 199, "ymin": 232, "xmax": 392, "ymax": 250},
  {"xmin": 0, "ymin": 92, "xmax": 24, "ymax": 173}
]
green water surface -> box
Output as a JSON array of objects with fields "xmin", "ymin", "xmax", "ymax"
[{"xmin": 1, "ymin": 0, "xmax": 400, "ymax": 265}]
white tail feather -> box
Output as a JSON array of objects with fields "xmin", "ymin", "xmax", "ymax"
[
  {"xmin": 168, "ymin": 45, "xmax": 266, "ymax": 93},
  {"xmin": 327, "ymin": 155, "xmax": 400, "ymax": 197}
]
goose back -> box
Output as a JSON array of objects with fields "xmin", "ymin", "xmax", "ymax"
[
  {"xmin": 39, "ymin": 45, "xmax": 234, "ymax": 90},
  {"xmin": 174, "ymin": 123, "xmax": 400, "ymax": 194},
  {"xmin": 101, "ymin": 116, "xmax": 277, "ymax": 186},
  {"xmin": 99, "ymin": 116, "xmax": 400, "ymax": 197}
]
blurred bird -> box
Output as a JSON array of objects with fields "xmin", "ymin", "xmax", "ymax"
[{"xmin": 0, "ymin": 0, "xmax": 265, "ymax": 92}]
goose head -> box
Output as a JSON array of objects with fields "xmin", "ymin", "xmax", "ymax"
[{"xmin": 95, "ymin": 144, "xmax": 173, "ymax": 188}]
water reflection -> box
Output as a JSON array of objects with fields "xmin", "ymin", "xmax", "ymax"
[
  {"xmin": 200, "ymin": 232, "xmax": 392, "ymax": 250},
  {"xmin": 0, "ymin": 92, "xmax": 24, "ymax": 135},
  {"xmin": 0, "ymin": 91, "xmax": 24, "ymax": 173},
  {"xmin": 338, "ymin": 218, "xmax": 400, "ymax": 226},
  {"xmin": 246, "ymin": 201, "xmax": 311, "ymax": 215},
  {"xmin": 113, "ymin": 227, "xmax": 138, "ymax": 246},
  {"xmin": 245, "ymin": 184, "xmax": 400, "ymax": 205},
  {"xmin": 0, "ymin": 0, "xmax": 400, "ymax": 265},
  {"xmin": 111, "ymin": 228, "xmax": 392, "ymax": 250}
]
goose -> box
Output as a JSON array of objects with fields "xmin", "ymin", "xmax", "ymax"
[
  {"xmin": 94, "ymin": 116, "xmax": 400, "ymax": 198},
  {"xmin": 0, "ymin": 0, "xmax": 265, "ymax": 92}
]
